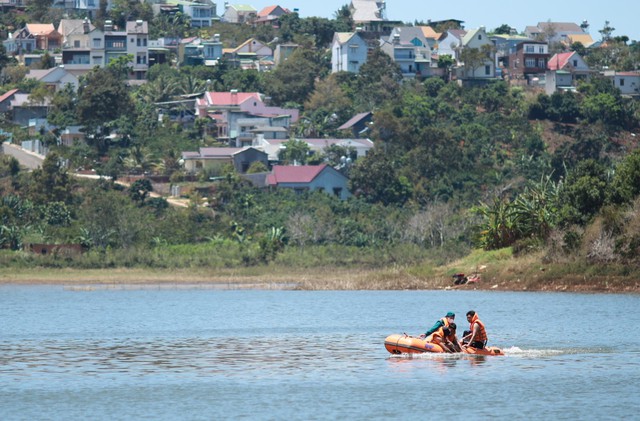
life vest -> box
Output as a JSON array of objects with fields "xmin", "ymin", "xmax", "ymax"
[
  {"xmin": 469, "ymin": 313, "xmax": 487, "ymax": 342},
  {"xmin": 441, "ymin": 317, "xmax": 450, "ymax": 328},
  {"xmin": 426, "ymin": 326, "xmax": 445, "ymax": 344}
]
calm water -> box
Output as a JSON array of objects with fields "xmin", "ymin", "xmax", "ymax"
[{"xmin": 1, "ymin": 285, "xmax": 639, "ymax": 420}]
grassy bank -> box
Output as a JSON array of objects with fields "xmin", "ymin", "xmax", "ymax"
[{"xmin": 2, "ymin": 247, "xmax": 639, "ymax": 293}]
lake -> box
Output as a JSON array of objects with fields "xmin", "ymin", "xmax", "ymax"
[{"xmin": 1, "ymin": 285, "xmax": 639, "ymax": 420}]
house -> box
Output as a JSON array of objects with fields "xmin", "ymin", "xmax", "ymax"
[
  {"xmin": 420, "ymin": 26, "xmax": 441, "ymax": 49},
  {"xmin": 222, "ymin": 4, "xmax": 257, "ymax": 24},
  {"xmin": 331, "ymin": 32, "xmax": 368, "ymax": 73},
  {"xmin": 507, "ymin": 41, "xmax": 549, "ymax": 84},
  {"xmin": 457, "ymin": 27, "xmax": 495, "ymax": 80},
  {"xmin": 3, "ymin": 27, "xmax": 37, "ymax": 55},
  {"xmin": 60, "ymin": 19, "xmax": 149, "ymax": 80},
  {"xmin": 0, "ymin": 89, "xmax": 20, "ymax": 114},
  {"xmin": 545, "ymin": 51, "xmax": 590, "ymax": 94},
  {"xmin": 59, "ymin": 18, "xmax": 96, "ymax": 47},
  {"xmin": 266, "ymin": 164, "xmax": 351, "ymax": 199},
  {"xmin": 349, "ymin": 0, "xmax": 399, "ymax": 33},
  {"xmin": 179, "ymin": 34, "xmax": 223, "ymax": 66},
  {"xmin": 274, "ymin": 43, "xmax": 298, "ymax": 66},
  {"xmin": 491, "ymin": 33, "xmax": 532, "ymax": 74},
  {"xmin": 547, "ymin": 51, "xmax": 590, "ymax": 76},
  {"xmin": 59, "ymin": 18, "xmax": 103, "ymax": 75},
  {"xmin": 605, "ymin": 71, "xmax": 640, "ymax": 97},
  {"xmin": 25, "ymin": 24, "xmax": 62, "ymax": 51},
  {"xmin": 565, "ymin": 33, "xmax": 595, "ymax": 48},
  {"xmin": 9, "ymin": 93, "xmax": 50, "ymax": 126},
  {"xmin": 382, "ymin": 26, "xmax": 433, "ymax": 77},
  {"xmin": 157, "ymin": 0, "xmax": 216, "ymax": 28},
  {"xmin": 255, "ymin": 5, "xmax": 291, "ymax": 27},
  {"xmin": 195, "ymin": 90, "xmax": 299, "ymax": 147},
  {"xmin": 524, "ymin": 22, "xmax": 586, "ymax": 44},
  {"xmin": 337, "ymin": 111, "xmax": 373, "ymax": 138},
  {"xmin": 224, "ymin": 37, "xmax": 273, "ymax": 69},
  {"xmin": 255, "ymin": 137, "xmax": 374, "ymax": 162},
  {"xmin": 545, "ymin": 70, "xmax": 574, "ymax": 94},
  {"xmin": 435, "ymin": 29, "xmax": 466, "ymax": 60},
  {"xmin": 181, "ymin": 146, "xmax": 268, "ymax": 174},
  {"xmin": 25, "ymin": 67, "xmax": 80, "ymax": 92}
]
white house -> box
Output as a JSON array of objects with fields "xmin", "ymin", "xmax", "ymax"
[
  {"xmin": 331, "ymin": 32, "xmax": 368, "ymax": 73},
  {"xmin": 458, "ymin": 27, "xmax": 495, "ymax": 79},
  {"xmin": 436, "ymin": 29, "xmax": 467, "ymax": 60},
  {"xmin": 25, "ymin": 67, "xmax": 79, "ymax": 92},
  {"xmin": 222, "ymin": 4, "xmax": 257, "ymax": 24},
  {"xmin": 606, "ymin": 71, "xmax": 640, "ymax": 97}
]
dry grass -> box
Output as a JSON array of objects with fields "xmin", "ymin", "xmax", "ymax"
[{"xmin": 2, "ymin": 252, "xmax": 639, "ymax": 293}]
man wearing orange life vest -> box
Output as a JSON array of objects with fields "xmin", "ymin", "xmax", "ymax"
[
  {"xmin": 462, "ymin": 310, "xmax": 488, "ymax": 350},
  {"xmin": 421, "ymin": 311, "xmax": 456, "ymax": 338},
  {"xmin": 425, "ymin": 326, "xmax": 456, "ymax": 353}
]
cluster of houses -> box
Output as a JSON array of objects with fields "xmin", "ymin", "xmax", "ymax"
[{"xmin": 1, "ymin": 1, "xmax": 639, "ymax": 200}]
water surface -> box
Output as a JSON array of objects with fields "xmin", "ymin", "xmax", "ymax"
[{"xmin": 1, "ymin": 286, "xmax": 639, "ymax": 420}]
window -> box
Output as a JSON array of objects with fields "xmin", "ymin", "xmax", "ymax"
[
  {"xmin": 93, "ymin": 38, "xmax": 101, "ymax": 48},
  {"xmin": 485, "ymin": 65, "xmax": 490, "ymax": 75},
  {"xmin": 525, "ymin": 58, "xmax": 536, "ymax": 67},
  {"xmin": 137, "ymin": 39, "xmax": 141, "ymax": 47},
  {"xmin": 333, "ymin": 187, "xmax": 342, "ymax": 197},
  {"xmin": 573, "ymin": 60, "xmax": 578, "ymax": 67},
  {"xmin": 478, "ymin": 34, "xmax": 482, "ymax": 40},
  {"xmin": 74, "ymin": 40, "xmax": 80, "ymax": 48},
  {"xmin": 538, "ymin": 46, "xmax": 545, "ymax": 53},
  {"xmin": 525, "ymin": 45, "xmax": 534, "ymax": 53},
  {"xmin": 538, "ymin": 58, "xmax": 546, "ymax": 68},
  {"xmin": 620, "ymin": 78, "xmax": 625, "ymax": 86}
]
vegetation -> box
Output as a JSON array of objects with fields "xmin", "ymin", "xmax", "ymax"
[{"xmin": 1, "ymin": 8, "xmax": 640, "ymax": 290}]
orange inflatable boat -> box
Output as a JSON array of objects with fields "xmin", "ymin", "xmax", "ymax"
[{"xmin": 384, "ymin": 333, "xmax": 504, "ymax": 356}]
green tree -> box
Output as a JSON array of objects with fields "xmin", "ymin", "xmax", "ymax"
[
  {"xmin": 263, "ymin": 48, "xmax": 327, "ymax": 106},
  {"xmin": 76, "ymin": 66, "xmax": 135, "ymax": 155},
  {"xmin": 334, "ymin": 5, "xmax": 354, "ymax": 32},
  {"xmin": 609, "ymin": 150, "xmax": 640, "ymax": 205},
  {"xmin": 558, "ymin": 159, "xmax": 610, "ymax": 225},
  {"xmin": 278, "ymin": 139, "xmax": 310, "ymax": 164},
  {"xmin": 493, "ymin": 24, "xmax": 512, "ymax": 35},
  {"xmin": 28, "ymin": 152, "xmax": 72, "ymax": 204},
  {"xmin": 349, "ymin": 148, "xmax": 413, "ymax": 205},
  {"xmin": 129, "ymin": 178, "xmax": 153, "ymax": 205}
]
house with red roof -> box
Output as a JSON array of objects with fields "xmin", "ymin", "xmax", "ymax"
[
  {"xmin": 255, "ymin": 5, "xmax": 291, "ymax": 27},
  {"xmin": 195, "ymin": 90, "xmax": 299, "ymax": 147},
  {"xmin": 545, "ymin": 51, "xmax": 590, "ymax": 94},
  {"xmin": 266, "ymin": 164, "xmax": 351, "ymax": 200},
  {"xmin": 25, "ymin": 24, "xmax": 62, "ymax": 51}
]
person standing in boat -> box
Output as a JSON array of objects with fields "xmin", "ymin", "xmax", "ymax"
[
  {"xmin": 421, "ymin": 311, "xmax": 456, "ymax": 338},
  {"xmin": 462, "ymin": 310, "xmax": 488, "ymax": 349}
]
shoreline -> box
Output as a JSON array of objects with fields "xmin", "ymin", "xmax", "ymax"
[{"xmin": 2, "ymin": 267, "xmax": 639, "ymax": 294}]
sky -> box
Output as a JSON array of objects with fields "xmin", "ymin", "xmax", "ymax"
[{"xmin": 248, "ymin": 0, "xmax": 640, "ymax": 42}]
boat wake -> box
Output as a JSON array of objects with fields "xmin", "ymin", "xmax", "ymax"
[{"xmin": 388, "ymin": 346, "xmax": 616, "ymax": 359}]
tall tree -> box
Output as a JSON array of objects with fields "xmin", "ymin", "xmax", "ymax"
[{"xmin": 76, "ymin": 66, "xmax": 135, "ymax": 155}]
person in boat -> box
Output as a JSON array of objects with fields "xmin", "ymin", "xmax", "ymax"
[
  {"xmin": 461, "ymin": 310, "xmax": 488, "ymax": 350},
  {"xmin": 445, "ymin": 322, "xmax": 463, "ymax": 353},
  {"xmin": 425, "ymin": 326, "xmax": 456, "ymax": 353},
  {"xmin": 421, "ymin": 311, "xmax": 456, "ymax": 338}
]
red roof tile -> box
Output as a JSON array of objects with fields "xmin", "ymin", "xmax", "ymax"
[
  {"xmin": 205, "ymin": 91, "xmax": 262, "ymax": 106},
  {"xmin": 547, "ymin": 52, "xmax": 574, "ymax": 71},
  {"xmin": 267, "ymin": 165, "xmax": 328, "ymax": 185}
]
